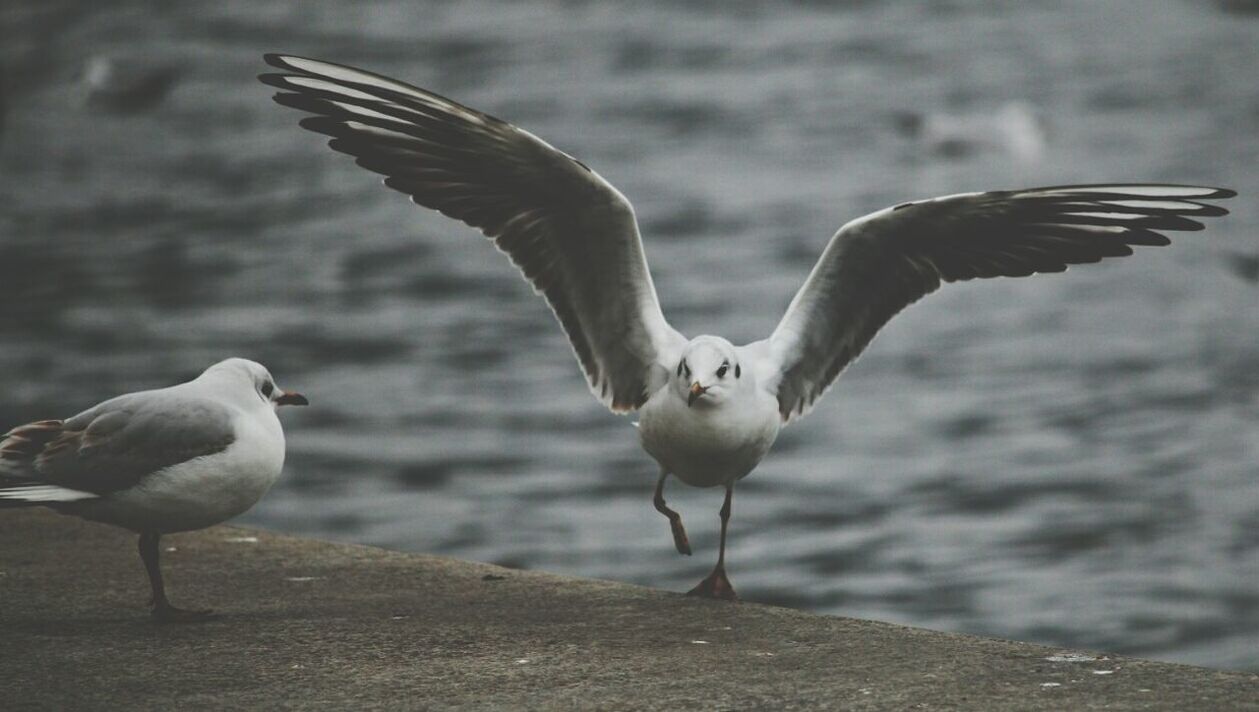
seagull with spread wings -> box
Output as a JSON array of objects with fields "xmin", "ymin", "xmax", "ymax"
[{"xmin": 260, "ymin": 54, "xmax": 1234, "ymax": 600}]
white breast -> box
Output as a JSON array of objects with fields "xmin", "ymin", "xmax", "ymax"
[
  {"xmin": 637, "ymin": 386, "xmax": 781, "ymax": 488},
  {"xmin": 77, "ymin": 408, "xmax": 286, "ymax": 534}
]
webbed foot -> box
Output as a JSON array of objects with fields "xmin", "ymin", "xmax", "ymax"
[{"xmin": 686, "ymin": 565, "xmax": 738, "ymax": 601}]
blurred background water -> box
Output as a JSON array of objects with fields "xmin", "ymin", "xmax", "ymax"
[{"xmin": 2, "ymin": 0, "xmax": 1257, "ymax": 670}]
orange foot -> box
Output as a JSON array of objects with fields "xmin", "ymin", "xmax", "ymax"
[
  {"xmin": 686, "ymin": 566, "xmax": 738, "ymax": 601},
  {"xmin": 670, "ymin": 517, "xmax": 693, "ymax": 556}
]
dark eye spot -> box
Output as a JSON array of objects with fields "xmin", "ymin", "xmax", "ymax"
[
  {"xmin": 735, "ymin": 364, "xmax": 741, "ymax": 378},
  {"xmin": 677, "ymin": 360, "xmax": 685, "ymax": 377},
  {"xmin": 261, "ymin": 382, "xmax": 274, "ymax": 397},
  {"xmin": 716, "ymin": 364, "xmax": 728, "ymax": 378}
]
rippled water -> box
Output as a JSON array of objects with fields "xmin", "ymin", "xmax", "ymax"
[{"xmin": 2, "ymin": 0, "xmax": 1257, "ymax": 670}]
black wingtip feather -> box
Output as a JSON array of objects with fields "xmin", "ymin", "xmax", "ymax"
[
  {"xmin": 1171, "ymin": 201, "xmax": 1230, "ymax": 218},
  {"xmin": 257, "ymin": 72, "xmax": 292, "ymax": 90},
  {"xmin": 263, "ymin": 53, "xmax": 319, "ymax": 74},
  {"xmin": 1033, "ymin": 183, "xmax": 1237, "ymax": 200},
  {"xmin": 1118, "ymin": 229, "xmax": 1172, "ymax": 247},
  {"xmin": 297, "ymin": 115, "xmax": 347, "ymax": 140}
]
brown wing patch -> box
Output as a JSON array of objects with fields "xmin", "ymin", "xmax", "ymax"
[
  {"xmin": 4, "ymin": 396, "xmax": 238, "ymax": 495},
  {"xmin": 0, "ymin": 420, "xmax": 65, "ymax": 461}
]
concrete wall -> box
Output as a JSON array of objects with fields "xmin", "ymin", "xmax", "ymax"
[{"xmin": 2, "ymin": 509, "xmax": 1256, "ymax": 710}]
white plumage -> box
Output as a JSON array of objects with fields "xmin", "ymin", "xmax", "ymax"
[
  {"xmin": 261, "ymin": 54, "xmax": 1234, "ymax": 600},
  {"xmin": 0, "ymin": 358, "xmax": 307, "ymax": 621}
]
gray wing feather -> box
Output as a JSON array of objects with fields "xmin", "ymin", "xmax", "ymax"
[
  {"xmin": 0, "ymin": 391, "xmax": 236, "ymax": 494},
  {"xmin": 758, "ymin": 184, "xmax": 1235, "ymax": 422},
  {"xmin": 260, "ymin": 54, "xmax": 686, "ymax": 411}
]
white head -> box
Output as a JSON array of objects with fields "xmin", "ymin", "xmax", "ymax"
[
  {"xmin": 198, "ymin": 358, "xmax": 308, "ymax": 411},
  {"xmin": 672, "ymin": 336, "xmax": 747, "ymax": 409}
]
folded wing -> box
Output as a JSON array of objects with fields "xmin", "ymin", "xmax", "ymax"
[
  {"xmin": 260, "ymin": 55, "xmax": 685, "ymax": 411},
  {"xmin": 757, "ymin": 184, "xmax": 1235, "ymax": 422},
  {"xmin": 0, "ymin": 393, "xmax": 236, "ymax": 499}
]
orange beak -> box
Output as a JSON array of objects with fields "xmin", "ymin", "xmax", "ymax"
[{"xmin": 687, "ymin": 382, "xmax": 707, "ymax": 407}]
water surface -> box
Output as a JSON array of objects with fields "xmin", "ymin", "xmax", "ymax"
[{"xmin": 2, "ymin": 0, "xmax": 1257, "ymax": 670}]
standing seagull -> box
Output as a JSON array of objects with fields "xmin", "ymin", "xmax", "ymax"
[
  {"xmin": 260, "ymin": 54, "xmax": 1234, "ymax": 600},
  {"xmin": 0, "ymin": 358, "xmax": 307, "ymax": 621}
]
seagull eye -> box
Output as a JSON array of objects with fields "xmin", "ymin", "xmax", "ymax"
[
  {"xmin": 716, "ymin": 364, "xmax": 728, "ymax": 379},
  {"xmin": 677, "ymin": 360, "xmax": 685, "ymax": 378},
  {"xmin": 261, "ymin": 382, "xmax": 274, "ymax": 397},
  {"xmin": 735, "ymin": 364, "xmax": 741, "ymax": 378}
]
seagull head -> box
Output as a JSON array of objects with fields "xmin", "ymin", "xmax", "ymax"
[
  {"xmin": 200, "ymin": 358, "xmax": 308, "ymax": 411},
  {"xmin": 674, "ymin": 336, "xmax": 742, "ymax": 409}
]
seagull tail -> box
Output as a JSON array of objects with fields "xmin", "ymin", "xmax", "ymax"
[
  {"xmin": 1, "ymin": 420, "xmax": 97, "ymax": 507},
  {"xmin": 0, "ymin": 482, "xmax": 98, "ymax": 508}
]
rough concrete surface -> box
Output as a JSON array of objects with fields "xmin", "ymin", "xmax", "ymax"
[{"xmin": 1, "ymin": 509, "xmax": 1256, "ymax": 711}]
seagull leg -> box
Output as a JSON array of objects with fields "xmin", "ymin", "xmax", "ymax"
[
  {"xmin": 138, "ymin": 532, "xmax": 215, "ymax": 624},
  {"xmin": 687, "ymin": 484, "xmax": 737, "ymax": 601},
  {"xmin": 653, "ymin": 470, "xmax": 692, "ymax": 556}
]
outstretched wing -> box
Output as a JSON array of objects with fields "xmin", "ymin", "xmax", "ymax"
[
  {"xmin": 260, "ymin": 54, "xmax": 686, "ymax": 411},
  {"xmin": 755, "ymin": 184, "xmax": 1235, "ymax": 422},
  {"xmin": 0, "ymin": 392, "xmax": 236, "ymax": 498}
]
